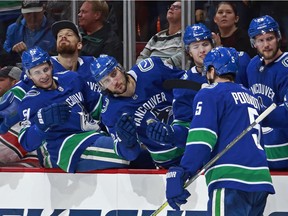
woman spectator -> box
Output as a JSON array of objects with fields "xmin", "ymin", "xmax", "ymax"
[{"xmin": 213, "ymin": 1, "xmax": 256, "ymax": 57}]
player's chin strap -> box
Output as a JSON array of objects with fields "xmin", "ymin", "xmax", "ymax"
[{"xmin": 150, "ymin": 103, "xmax": 277, "ymax": 216}]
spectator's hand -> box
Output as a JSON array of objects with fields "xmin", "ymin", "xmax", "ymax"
[
  {"xmin": 34, "ymin": 103, "xmax": 71, "ymax": 132},
  {"xmin": 0, "ymin": 92, "xmax": 20, "ymax": 134},
  {"xmin": 212, "ymin": 32, "xmax": 222, "ymax": 47},
  {"xmin": 115, "ymin": 113, "xmax": 138, "ymax": 147},
  {"xmin": 12, "ymin": 41, "xmax": 27, "ymax": 53},
  {"xmin": 166, "ymin": 166, "xmax": 191, "ymax": 210},
  {"xmin": 146, "ymin": 120, "xmax": 175, "ymax": 145}
]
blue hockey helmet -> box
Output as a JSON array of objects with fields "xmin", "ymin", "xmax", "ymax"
[
  {"xmin": 183, "ymin": 23, "xmax": 213, "ymax": 51},
  {"xmin": 22, "ymin": 46, "xmax": 51, "ymax": 75},
  {"xmin": 203, "ymin": 47, "xmax": 239, "ymax": 76},
  {"xmin": 248, "ymin": 15, "xmax": 281, "ymax": 46},
  {"xmin": 90, "ymin": 54, "xmax": 119, "ymax": 89}
]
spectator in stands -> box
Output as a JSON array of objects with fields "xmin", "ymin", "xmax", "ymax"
[
  {"xmin": 0, "ymin": 66, "xmax": 20, "ymax": 98},
  {"xmin": 0, "ymin": 66, "xmax": 39, "ymax": 167},
  {"xmin": 78, "ymin": 0, "xmax": 123, "ymax": 65},
  {"xmin": 136, "ymin": 1, "xmax": 183, "ymax": 69},
  {"xmin": 0, "ymin": 1, "xmax": 22, "ymax": 45},
  {"xmin": 213, "ymin": 1, "xmax": 256, "ymax": 57},
  {"xmin": 3, "ymin": 0, "xmax": 56, "ymax": 66}
]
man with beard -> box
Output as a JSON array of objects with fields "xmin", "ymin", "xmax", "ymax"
[
  {"xmin": 18, "ymin": 46, "xmax": 129, "ymax": 172},
  {"xmin": 0, "ymin": 20, "xmax": 98, "ymax": 136},
  {"xmin": 247, "ymin": 15, "xmax": 288, "ymax": 170},
  {"xmin": 90, "ymin": 55, "xmax": 185, "ymax": 169},
  {"xmin": 51, "ymin": 20, "xmax": 98, "ymax": 92},
  {"xmin": 0, "ymin": 21, "xmax": 99, "ymax": 168}
]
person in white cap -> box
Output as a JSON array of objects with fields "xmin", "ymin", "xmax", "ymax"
[{"xmin": 3, "ymin": 0, "xmax": 56, "ymax": 66}]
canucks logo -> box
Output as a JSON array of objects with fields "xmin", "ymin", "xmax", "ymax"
[
  {"xmin": 149, "ymin": 106, "xmax": 173, "ymax": 124},
  {"xmin": 138, "ymin": 58, "xmax": 154, "ymax": 72}
]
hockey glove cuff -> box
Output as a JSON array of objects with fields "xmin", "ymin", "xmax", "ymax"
[
  {"xmin": 34, "ymin": 103, "xmax": 71, "ymax": 132},
  {"xmin": 166, "ymin": 166, "xmax": 191, "ymax": 210},
  {"xmin": 115, "ymin": 113, "xmax": 138, "ymax": 147}
]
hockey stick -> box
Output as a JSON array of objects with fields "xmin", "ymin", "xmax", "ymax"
[
  {"xmin": 150, "ymin": 103, "xmax": 277, "ymax": 216},
  {"xmin": 163, "ymin": 79, "xmax": 202, "ymax": 91}
]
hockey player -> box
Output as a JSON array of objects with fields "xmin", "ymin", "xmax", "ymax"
[
  {"xmin": 0, "ymin": 20, "xmax": 100, "ymax": 167},
  {"xmin": 247, "ymin": 15, "xmax": 288, "ymax": 170},
  {"xmin": 0, "ymin": 20, "xmax": 98, "ymax": 135},
  {"xmin": 18, "ymin": 46, "xmax": 129, "ymax": 173},
  {"xmin": 146, "ymin": 23, "xmax": 250, "ymax": 149},
  {"xmin": 90, "ymin": 55, "xmax": 185, "ymax": 168},
  {"xmin": 165, "ymin": 47, "xmax": 275, "ymax": 215}
]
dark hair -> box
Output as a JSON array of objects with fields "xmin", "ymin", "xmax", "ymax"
[
  {"xmin": 219, "ymin": 73, "xmax": 235, "ymax": 81},
  {"xmin": 215, "ymin": 1, "xmax": 238, "ymax": 17}
]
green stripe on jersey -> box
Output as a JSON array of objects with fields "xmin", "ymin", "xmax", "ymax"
[
  {"xmin": 91, "ymin": 94, "xmax": 102, "ymax": 119},
  {"xmin": 205, "ymin": 165, "xmax": 272, "ymax": 186},
  {"xmin": 10, "ymin": 86, "xmax": 26, "ymax": 101},
  {"xmin": 172, "ymin": 119, "xmax": 190, "ymax": 129},
  {"xmin": 82, "ymin": 146, "xmax": 126, "ymax": 161},
  {"xmin": 214, "ymin": 189, "xmax": 223, "ymax": 216},
  {"xmin": 186, "ymin": 128, "xmax": 217, "ymax": 149},
  {"xmin": 149, "ymin": 147, "xmax": 185, "ymax": 163},
  {"xmin": 57, "ymin": 131, "xmax": 102, "ymax": 172},
  {"xmin": 265, "ymin": 143, "xmax": 288, "ymax": 161}
]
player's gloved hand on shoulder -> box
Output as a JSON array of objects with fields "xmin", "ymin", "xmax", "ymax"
[
  {"xmin": 0, "ymin": 92, "xmax": 20, "ymax": 134},
  {"xmin": 166, "ymin": 166, "xmax": 191, "ymax": 210},
  {"xmin": 34, "ymin": 103, "xmax": 71, "ymax": 132},
  {"xmin": 115, "ymin": 113, "xmax": 138, "ymax": 147},
  {"xmin": 146, "ymin": 120, "xmax": 175, "ymax": 145}
]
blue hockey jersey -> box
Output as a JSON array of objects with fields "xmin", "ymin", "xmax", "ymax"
[
  {"xmin": 11, "ymin": 55, "xmax": 99, "ymax": 103},
  {"xmin": 181, "ymin": 82, "xmax": 275, "ymax": 194},
  {"xmin": 247, "ymin": 52, "xmax": 288, "ymax": 169},
  {"xmin": 18, "ymin": 71, "xmax": 104, "ymax": 172},
  {"xmin": 101, "ymin": 57, "xmax": 185, "ymax": 167}
]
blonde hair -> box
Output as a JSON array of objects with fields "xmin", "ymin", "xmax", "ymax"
[{"xmin": 86, "ymin": 0, "xmax": 109, "ymax": 22}]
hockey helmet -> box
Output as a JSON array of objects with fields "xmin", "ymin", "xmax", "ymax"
[
  {"xmin": 22, "ymin": 46, "xmax": 51, "ymax": 75},
  {"xmin": 183, "ymin": 23, "xmax": 213, "ymax": 51},
  {"xmin": 203, "ymin": 47, "xmax": 239, "ymax": 76},
  {"xmin": 248, "ymin": 15, "xmax": 281, "ymax": 46},
  {"xmin": 90, "ymin": 54, "xmax": 119, "ymax": 90}
]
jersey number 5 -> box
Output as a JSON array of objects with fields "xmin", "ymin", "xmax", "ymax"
[{"xmin": 248, "ymin": 107, "xmax": 263, "ymax": 150}]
